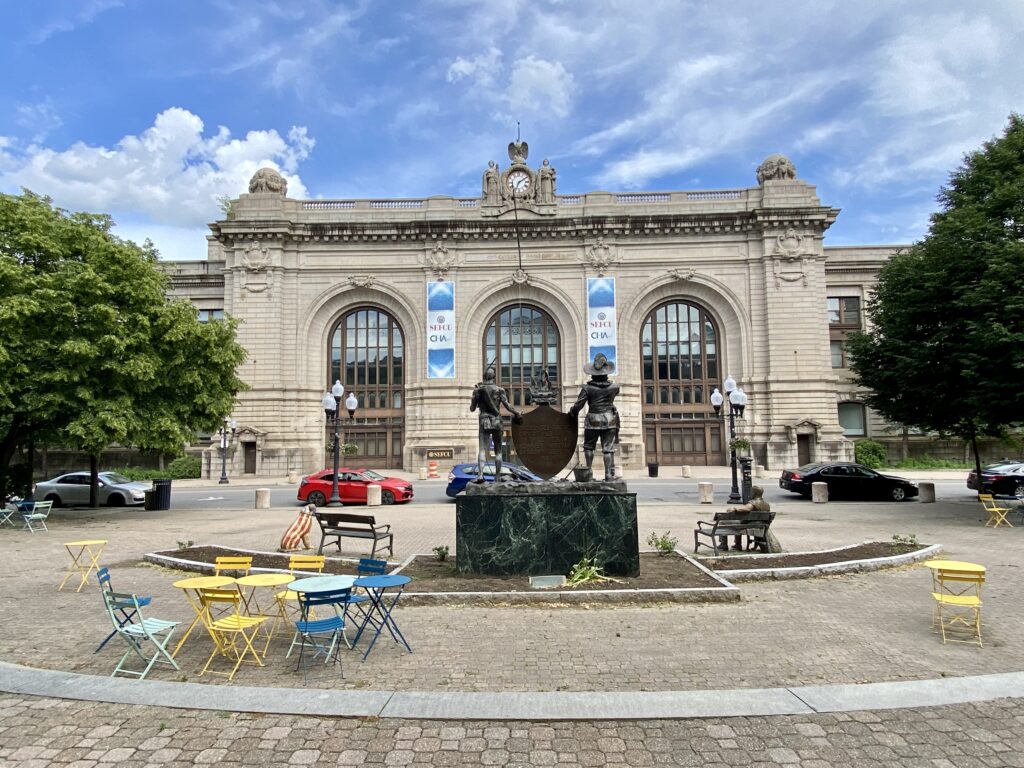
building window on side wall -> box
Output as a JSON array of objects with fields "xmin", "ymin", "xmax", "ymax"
[
  {"xmin": 831, "ymin": 340, "xmax": 848, "ymax": 369},
  {"xmin": 838, "ymin": 402, "xmax": 866, "ymax": 436},
  {"xmin": 827, "ymin": 297, "xmax": 861, "ymax": 327},
  {"xmin": 197, "ymin": 309, "xmax": 225, "ymax": 323}
]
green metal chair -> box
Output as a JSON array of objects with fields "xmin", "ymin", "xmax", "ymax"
[
  {"xmin": 102, "ymin": 590, "xmax": 180, "ymax": 680},
  {"xmin": 21, "ymin": 500, "xmax": 53, "ymax": 533}
]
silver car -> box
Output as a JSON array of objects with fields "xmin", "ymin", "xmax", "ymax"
[{"xmin": 36, "ymin": 472, "xmax": 150, "ymax": 507}]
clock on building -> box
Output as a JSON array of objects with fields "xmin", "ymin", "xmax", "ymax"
[{"xmin": 506, "ymin": 169, "xmax": 532, "ymax": 196}]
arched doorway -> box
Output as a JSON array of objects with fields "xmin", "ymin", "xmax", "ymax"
[
  {"xmin": 640, "ymin": 300, "xmax": 724, "ymax": 465},
  {"xmin": 482, "ymin": 304, "xmax": 561, "ymax": 461},
  {"xmin": 329, "ymin": 307, "xmax": 405, "ymax": 468}
]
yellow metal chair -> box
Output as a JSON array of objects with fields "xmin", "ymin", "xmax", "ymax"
[
  {"xmin": 197, "ymin": 587, "xmax": 268, "ymax": 680},
  {"xmin": 978, "ymin": 494, "xmax": 1012, "ymax": 528},
  {"xmin": 213, "ymin": 555, "xmax": 253, "ymax": 576},
  {"xmin": 931, "ymin": 569, "xmax": 984, "ymax": 647},
  {"xmin": 276, "ymin": 555, "xmax": 326, "ymax": 611}
]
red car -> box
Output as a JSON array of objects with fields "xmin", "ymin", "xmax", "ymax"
[{"xmin": 297, "ymin": 467, "xmax": 413, "ymax": 506}]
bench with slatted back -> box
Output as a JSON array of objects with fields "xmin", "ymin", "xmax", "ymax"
[
  {"xmin": 694, "ymin": 510, "xmax": 775, "ymax": 555},
  {"xmin": 313, "ymin": 511, "xmax": 393, "ymax": 559}
]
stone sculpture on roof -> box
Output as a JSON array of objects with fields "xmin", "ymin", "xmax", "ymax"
[
  {"xmin": 756, "ymin": 154, "xmax": 797, "ymax": 185},
  {"xmin": 248, "ymin": 167, "xmax": 288, "ymax": 196}
]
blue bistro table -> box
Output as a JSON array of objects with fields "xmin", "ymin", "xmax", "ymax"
[
  {"xmin": 352, "ymin": 573, "xmax": 412, "ymax": 660},
  {"xmin": 286, "ymin": 575, "xmax": 358, "ymax": 664}
]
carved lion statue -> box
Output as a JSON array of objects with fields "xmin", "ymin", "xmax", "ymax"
[
  {"xmin": 756, "ymin": 154, "xmax": 797, "ymax": 185},
  {"xmin": 248, "ymin": 167, "xmax": 288, "ymax": 196}
]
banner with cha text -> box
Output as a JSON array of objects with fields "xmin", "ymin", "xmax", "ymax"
[
  {"xmin": 587, "ymin": 277, "xmax": 617, "ymax": 368},
  {"xmin": 426, "ymin": 281, "xmax": 455, "ymax": 379}
]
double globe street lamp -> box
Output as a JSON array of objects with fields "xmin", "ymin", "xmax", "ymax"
[
  {"xmin": 218, "ymin": 416, "xmax": 238, "ymax": 485},
  {"xmin": 711, "ymin": 375, "xmax": 748, "ymax": 504},
  {"xmin": 321, "ymin": 380, "xmax": 359, "ymax": 506}
]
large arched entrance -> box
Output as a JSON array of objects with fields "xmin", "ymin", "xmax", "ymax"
[
  {"xmin": 640, "ymin": 300, "xmax": 724, "ymax": 465},
  {"xmin": 482, "ymin": 304, "xmax": 561, "ymax": 462},
  {"xmin": 329, "ymin": 306, "xmax": 405, "ymax": 468}
]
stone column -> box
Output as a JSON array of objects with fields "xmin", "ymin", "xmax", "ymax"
[
  {"xmin": 811, "ymin": 482, "xmax": 828, "ymax": 503},
  {"xmin": 367, "ymin": 484, "xmax": 382, "ymax": 506},
  {"xmin": 698, "ymin": 482, "xmax": 714, "ymax": 504},
  {"xmin": 255, "ymin": 488, "xmax": 271, "ymax": 509},
  {"xmin": 918, "ymin": 482, "xmax": 936, "ymax": 503}
]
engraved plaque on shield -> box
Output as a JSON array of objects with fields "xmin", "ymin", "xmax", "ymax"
[{"xmin": 511, "ymin": 404, "xmax": 577, "ymax": 480}]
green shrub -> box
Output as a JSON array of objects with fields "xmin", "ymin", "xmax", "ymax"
[
  {"xmin": 893, "ymin": 457, "xmax": 971, "ymax": 469},
  {"xmin": 854, "ymin": 440, "xmax": 887, "ymax": 468},
  {"xmin": 167, "ymin": 455, "xmax": 201, "ymax": 479}
]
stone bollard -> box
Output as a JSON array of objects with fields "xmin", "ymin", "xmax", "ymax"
[
  {"xmin": 811, "ymin": 482, "xmax": 828, "ymax": 503},
  {"xmin": 418, "ymin": 467, "xmax": 428, "ymax": 480},
  {"xmin": 698, "ymin": 482, "xmax": 714, "ymax": 504},
  {"xmin": 367, "ymin": 483, "xmax": 381, "ymax": 506},
  {"xmin": 286, "ymin": 469, "xmax": 298, "ymax": 484},
  {"xmin": 255, "ymin": 488, "xmax": 271, "ymax": 509},
  {"xmin": 919, "ymin": 481, "xmax": 936, "ymax": 503},
  {"xmin": 681, "ymin": 465, "xmax": 691, "ymax": 478},
  {"xmin": 755, "ymin": 464, "xmax": 764, "ymax": 478}
]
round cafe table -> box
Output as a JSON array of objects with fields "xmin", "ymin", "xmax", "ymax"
[
  {"xmin": 171, "ymin": 575, "xmax": 236, "ymax": 657},
  {"xmin": 235, "ymin": 573, "xmax": 294, "ymax": 652},
  {"xmin": 58, "ymin": 539, "xmax": 108, "ymax": 593},
  {"xmin": 352, "ymin": 574, "xmax": 412, "ymax": 661}
]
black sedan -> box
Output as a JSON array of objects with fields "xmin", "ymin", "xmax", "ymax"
[
  {"xmin": 966, "ymin": 462, "xmax": 1024, "ymax": 498},
  {"xmin": 779, "ymin": 462, "xmax": 918, "ymax": 501}
]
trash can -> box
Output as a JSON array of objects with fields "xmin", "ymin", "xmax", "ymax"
[
  {"xmin": 647, "ymin": 462, "xmax": 659, "ymax": 478},
  {"xmin": 143, "ymin": 489, "xmax": 156, "ymax": 510},
  {"xmin": 150, "ymin": 478, "xmax": 172, "ymax": 510}
]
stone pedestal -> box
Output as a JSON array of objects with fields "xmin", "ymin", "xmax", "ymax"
[
  {"xmin": 456, "ymin": 480, "xmax": 639, "ymax": 576},
  {"xmin": 255, "ymin": 488, "xmax": 271, "ymax": 509},
  {"xmin": 811, "ymin": 482, "xmax": 828, "ymax": 503},
  {"xmin": 367, "ymin": 484, "xmax": 382, "ymax": 506},
  {"xmin": 698, "ymin": 482, "xmax": 714, "ymax": 504},
  {"xmin": 919, "ymin": 482, "xmax": 935, "ymax": 503}
]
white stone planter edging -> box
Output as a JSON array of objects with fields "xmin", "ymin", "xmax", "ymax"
[
  {"xmin": 144, "ymin": 544, "xmax": 380, "ymax": 574},
  {"xmin": 710, "ymin": 541, "xmax": 943, "ymax": 582}
]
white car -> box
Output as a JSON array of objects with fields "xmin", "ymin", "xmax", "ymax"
[{"xmin": 35, "ymin": 472, "xmax": 150, "ymax": 507}]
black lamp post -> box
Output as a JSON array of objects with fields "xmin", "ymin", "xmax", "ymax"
[
  {"xmin": 711, "ymin": 376, "xmax": 747, "ymax": 504},
  {"xmin": 322, "ymin": 380, "xmax": 344, "ymax": 505},
  {"xmin": 218, "ymin": 416, "xmax": 237, "ymax": 485}
]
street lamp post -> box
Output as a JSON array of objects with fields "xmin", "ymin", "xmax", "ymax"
[
  {"xmin": 344, "ymin": 392, "xmax": 358, "ymax": 455},
  {"xmin": 322, "ymin": 380, "xmax": 345, "ymax": 506},
  {"xmin": 711, "ymin": 376, "xmax": 748, "ymax": 504},
  {"xmin": 218, "ymin": 416, "xmax": 237, "ymax": 485}
]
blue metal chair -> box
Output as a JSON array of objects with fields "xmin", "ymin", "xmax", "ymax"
[
  {"xmin": 102, "ymin": 591, "xmax": 180, "ymax": 680},
  {"xmin": 293, "ymin": 586, "xmax": 351, "ymax": 682},
  {"xmin": 357, "ymin": 558, "xmax": 388, "ymax": 576},
  {"xmin": 95, "ymin": 567, "xmax": 153, "ymax": 652}
]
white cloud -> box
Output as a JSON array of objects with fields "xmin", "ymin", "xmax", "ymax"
[
  {"xmin": 507, "ymin": 57, "xmax": 574, "ymax": 118},
  {"xmin": 14, "ymin": 100, "xmax": 63, "ymax": 143},
  {"xmin": 32, "ymin": 0, "xmax": 123, "ymax": 44},
  {"xmin": 0, "ymin": 108, "xmax": 314, "ymax": 229},
  {"xmin": 447, "ymin": 47, "xmax": 503, "ymax": 86}
]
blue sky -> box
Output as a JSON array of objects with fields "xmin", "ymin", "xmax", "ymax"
[{"xmin": 2, "ymin": 1, "xmax": 1022, "ymax": 261}]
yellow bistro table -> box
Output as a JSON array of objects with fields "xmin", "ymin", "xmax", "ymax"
[
  {"xmin": 235, "ymin": 573, "xmax": 293, "ymax": 653},
  {"xmin": 172, "ymin": 575, "xmax": 237, "ymax": 658},
  {"xmin": 923, "ymin": 559, "xmax": 985, "ymax": 584},
  {"xmin": 58, "ymin": 540, "xmax": 108, "ymax": 592}
]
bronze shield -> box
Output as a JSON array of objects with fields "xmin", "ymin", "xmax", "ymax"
[{"xmin": 511, "ymin": 404, "xmax": 577, "ymax": 480}]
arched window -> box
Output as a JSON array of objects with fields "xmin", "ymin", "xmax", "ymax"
[
  {"xmin": 640, "ymin": 300, "xmax": 723, "ymax": 465},
  {"xmin": 482, "ymin": 304, "xmax": 561, "ymax": 409},
  {"xmin": 329, "ymin": 307, "xmax": 405, "ymax": 467}
]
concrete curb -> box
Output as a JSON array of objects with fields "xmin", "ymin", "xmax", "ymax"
[
  {"xmin": 2, "ymin": 661, "xmax": 1021, "ymax": 720},
  {"xmin": 711, "ymin": 542, "xmax": 943, "ymax": 582}
]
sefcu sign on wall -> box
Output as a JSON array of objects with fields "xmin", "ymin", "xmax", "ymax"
[
  {"xmin": 426, "ymin": 281, "xmax": 455, "ymax": 378},
  {"xmin": 587, "ymin": 277, "xmax": 617, "ymax": 367}
]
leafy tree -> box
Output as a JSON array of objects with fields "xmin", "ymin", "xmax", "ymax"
[
  {"xmin": 847, "ymin": 115, "xmax": 1024, "ymax": 487},
  {"xmin": 0, "ymin": 191, "xmax": 247, "ymax": 504}
]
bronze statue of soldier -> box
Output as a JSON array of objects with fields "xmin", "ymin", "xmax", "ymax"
[
  {"xmin": 470, "ymin": 365, "xmax": 522, "ymax": 482},
  {"xmin": 568, "ymin": 353, "xmax": 620, "ymax": 481}
]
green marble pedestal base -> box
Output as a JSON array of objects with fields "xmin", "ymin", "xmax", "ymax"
[{"xmin": 455, "ymin": 482, "xmax": 639, "ymax": 577}]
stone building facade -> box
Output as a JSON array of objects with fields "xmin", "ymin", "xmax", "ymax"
[{"xmin": 166, "ymin": 142, "xmax": 899, "ymax": 479}]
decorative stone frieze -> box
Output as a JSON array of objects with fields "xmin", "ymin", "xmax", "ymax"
[
  {"xmin": 348, "ymin": 275, "xmax": 375, "ymax": 288},
  {"xmin": 756, "ymin": 154, "xmax": 797, "ymax": 184},
  {"xmin": 584, "ymin": 237, "xmax": 618, "ymax": 276},
  {"xmin": 239, "ymin": 241, "xmax": 273, "ymax": 295},
  {"xmin": 668, "ymin": 267, "xmax": 697, "ymax": 282},
  {"xmin": 425, "ymin": 241, "xmax": 457, "ymax": 278},
  {"xmin": 769, "ymin": 227, "xmax": 815, "ymax": 287}
]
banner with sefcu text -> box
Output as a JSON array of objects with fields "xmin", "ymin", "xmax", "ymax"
[
  {"xmin": 426, "ymin": 281, "xmax": 455, "ymax": 378},
  {"xmin": 586, "ymin": 277, "xmax": 617, "ymax": 368}
]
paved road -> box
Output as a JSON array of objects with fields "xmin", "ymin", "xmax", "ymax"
[{"xmin": 156, "ymin": 477, "xmax": 975, "ymax": 510}]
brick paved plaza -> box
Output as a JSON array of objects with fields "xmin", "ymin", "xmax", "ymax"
[{"xmin": 2, "ymin": 473, "xmax": 1022, "ymax": 765}]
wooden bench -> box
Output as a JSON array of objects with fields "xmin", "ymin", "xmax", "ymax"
[
  {"xmin": 313, "ymin": 511, "xmax": 393, "ymax": 559},
  {"xmin": 694, "ymin": 510, "xmax": 775, "ymax": 555}
]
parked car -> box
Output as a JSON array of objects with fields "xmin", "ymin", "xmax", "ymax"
[
  {"xmin": 35, "ymin": 471, "xmax": 150, "ymax": 507},
  {"xmin": 297, "ymin": 467, "xmax": 413, "ymax": 506},
  {"xmin": 446, "ymin": 462, "xmax": 542, "ymax": 498},
  {"xmin": 779, "ymin": 462, "xmax": 918, "ymax": 501},
  {"xmin": 966, "ymin": 462, "xmax": 1024, "ymax": 498}
]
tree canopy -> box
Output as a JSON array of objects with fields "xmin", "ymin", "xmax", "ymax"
[
  {"xmin": 0, "ymin": 190, "xmax": 247, "ymax": 498},
  {"xmin": 847, "ymin": 114, "xmax": 1024, "ymax": 468}
]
